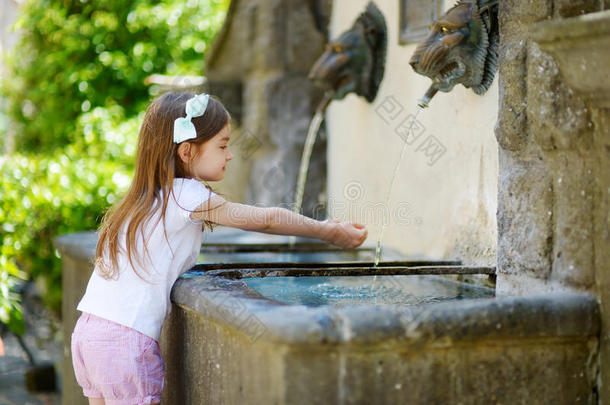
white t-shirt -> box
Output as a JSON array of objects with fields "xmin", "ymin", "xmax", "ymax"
[{"xmin": 77, "ymin": 178, "xmax": 215, "ymax": 341}]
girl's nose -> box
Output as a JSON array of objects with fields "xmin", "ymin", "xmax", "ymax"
[{"xmin": 227, "ymin": 151, "xmax": 234, "ymax": 161}]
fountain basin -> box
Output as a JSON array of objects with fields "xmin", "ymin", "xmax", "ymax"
[
  {"xmin": 161, "ymin": 266, "xmax": 599, "ymax": 404},
  {"xmin": 56, "ymin": 231, "xmax": 600, "ymax": 404},
  {"xmin": 56, "ymin": 229, "xmax": 427, "ymax": 405}
]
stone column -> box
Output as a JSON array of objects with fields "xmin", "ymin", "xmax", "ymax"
[
  {"xmin": 206, "ymin": 0, "xmax": 330, "ymax": 218},
  {"xmin": 593, "ymin": 107, "xmax": 610, "ymax": 404},
  {"xmin": 496, "ymin": 1, "xmax": 610, "ymax": 401},
  {"xmin": 495, "ymin": 0, "xmax": 606, "ymax": 295}
]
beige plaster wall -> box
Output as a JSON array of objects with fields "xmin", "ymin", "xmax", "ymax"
[{"xmin": 326, "ymin": 0, "xmax": 499, "ymax": 265}]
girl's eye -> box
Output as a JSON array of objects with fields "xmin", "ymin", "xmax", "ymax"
[{"xmin": 220, "ymin": 146, "xmax": 227, "ymax": 150}]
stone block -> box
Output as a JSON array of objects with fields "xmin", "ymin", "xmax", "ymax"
[
  {"xmin": 591, "ymin": 108, "xmax": 610, "ymax": 270},
  {"xmin": 553, "ymin": 0, "xmax": 604, "ymax": 18},
  {"xmin": 497, "ymin": 151, "xmax": 553, "ymax": 279},
  {"xmin": 550, "ymin": 152, "xmax": 596, "ymax": 289},
  {"xmin": 55, "ymin": 232, "xmax": 98, "ymax": 405},
  {"xmin": 207, "ymin": 80, "xmax": 243, "ymax": 124},
  {"xmin": 495, "ymin": 42, "xmax": 528, "ymax": 152},
  {"xmin": 241, "ymin": 77, "xmax": 271, "ymax": 144},
  {"xmin": 591, "ymin": 107, "xmax": 610, "ymax": 405},
  {"xmin": 499, "ymin": 0, "xmax": 552, "ymax": 34},
  {"xmin": 238, "ymin": 76, "xmax": 326, "ymax": 215},
  {"xmin": 283, "ymin": 0, "xmax": 326, "ymax": 73},
  {"xmin": 496, "ymin": 0, "xmax": 558, "ymax": 153},
  {"xmin": 246, "ymin": 75, "xmax": 326, "ymax": 215},
  {"xmin": 255, "ymin": 1, "xmax": 285, "ymax": 72},
  {"xmin": 531, "ymin": 10, "xmax": 610, "ymax": 109},
  {"xmin": 235, "ymin": 0, "xmax": 325, "ymax": 74},
  {"xmin": 266, "ymin": 75, "xmax": 323, "ymax": 145},
  {"xmin": 526, "ymin": 42, "xmax": 593, "ymax": 151}
]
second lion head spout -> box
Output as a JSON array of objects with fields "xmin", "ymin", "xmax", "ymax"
[{"xmin": 308, "ymin": 2, "xmax": 387, "ymax": 103}]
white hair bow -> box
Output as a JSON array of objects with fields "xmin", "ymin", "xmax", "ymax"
[{"xmin": 173, "ymin": 93, "xmax": 210, "ymax": 144}]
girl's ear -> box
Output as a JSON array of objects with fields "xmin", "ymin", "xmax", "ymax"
[{"xmin": 177, "ymin": 142, "xmax": 192, "ymax": 164}]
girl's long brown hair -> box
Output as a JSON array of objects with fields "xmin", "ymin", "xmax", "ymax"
[{"xmin": 95, "ymin": 92, "xmax": 229, "ymax": 280}]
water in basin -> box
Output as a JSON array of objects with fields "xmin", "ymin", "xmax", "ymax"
[{"xmin": 244, "ymin": 275, "xmax": 494, "ymax": 307}]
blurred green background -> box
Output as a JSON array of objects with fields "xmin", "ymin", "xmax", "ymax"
[{"xmin": 0, "ymin": 0, "xmax": 230, "ymax": 335}]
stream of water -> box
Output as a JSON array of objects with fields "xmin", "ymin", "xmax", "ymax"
[
  {"xmin": 291, "ymin": 96, "xmax": 423, "ymax": 272},
  {"xmin": 292, "ymin": 96, "xmax": 331, "ymax": 215},
  {"xmin": 374, "ymin": 106, "xmax": 424, "ymax": 266}
]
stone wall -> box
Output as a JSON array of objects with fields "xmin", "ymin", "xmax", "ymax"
[
  {"xmin": 495, "ymin": 0, "xmax": 609, "ymax": 295},
  {"xmin": 204, "ymin": 0, "xmax": 330, "ymax": 218},
  {"xmin": 495, "ymin": 2, "xmax": 610, "ymax": 402}
]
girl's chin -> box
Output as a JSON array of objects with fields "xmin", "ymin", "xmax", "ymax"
[{"xmin": 194, "ymin": 172, "xmax": 225, "ymax": 182}]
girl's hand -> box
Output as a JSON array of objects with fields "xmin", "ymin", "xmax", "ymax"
[{"xmin": 321, "ymin": 219, "xmax": 368, "ymax": 249}]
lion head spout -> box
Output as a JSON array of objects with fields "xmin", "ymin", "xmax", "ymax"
[
  {"xmin": 308, "ymin": 2, "xmax": 387, "ymax": 102},
  {"xmin": 409, "ymin": 0, "xmax": 498, "ymax": 98}
]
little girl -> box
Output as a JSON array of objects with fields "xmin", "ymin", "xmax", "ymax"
[{"xmin": 71, "ymin": 92, "xmax": 367, "ymax": 405}]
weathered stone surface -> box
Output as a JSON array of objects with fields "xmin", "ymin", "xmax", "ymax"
[
  {"xmin": 527, "ymin": 42, "xmax": 592, "ymax": 151},
  {"xmin": 550, "ymin": 151, "xmax": 596, "ymax": 289},
  {"xmin": 207, "ymin": 80, "xmax": 243, "ymax": 124},
  {"xmin": 531, "ymin": 10, "xmax": 610, "ymax": 108},
  {"xmin": 495, "ymin": 42, "xmax": 528, "ymax": 151},
  {"xmin": 54, "ymin": 232, "xmax": 97, "ymax": 405},
  {"xmin": 499, "ymin": 6, "xmax": 610, "ymax": 400},
  {"xmin": 283, "ymin": 0, "xmax": 327, "ymax": 73},
  {"xmin": 553, "ymin": 0, "xmax": 604, "ymax": 18},
  {"xmin": 281, "ymin": 341, "xmax": 596, "ymax": 404},
  {"xmin": 497, "ymin": 7, "xmax": 610, "ymax": 295},
  {"xmin": 591, "ymin": 109, "xmax": 610, "ymax": 283},
  {"xmin": 497, "ymin": 151, "xmax": 553, "ymax": 280},
  {"xmin": 247, "ymin": 75, "xmax": 327, "ymax": 217},
  {"xmin": 210, "ymin": 0, "xmax": 325, "ymax": 74},
  {"xmin": 205, "ymin": 0, "xmax": 330, "ymax": 212},
  {"xmin": 592, "ymin": 107, "xmax": 610, "ymax": 404},
  {"xmin": 499, "ymin": 0, "xmax": 552, "ymax": 31},
  {"xmin": 161, "ymin": 271, "xmax": 600, "ymax": 404},
  {"xmin": 266, "ymin": 75, "xmax": 324, "ymax": 146}
]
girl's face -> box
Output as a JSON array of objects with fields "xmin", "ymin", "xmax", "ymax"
[{"xmin": 188, "ymin": 123, "xmax": 234, "ymax": 182}]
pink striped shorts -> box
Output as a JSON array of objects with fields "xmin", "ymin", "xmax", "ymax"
[{"xmin": 71, "ymin": 313, "xmax": 164, "ymax": 405}]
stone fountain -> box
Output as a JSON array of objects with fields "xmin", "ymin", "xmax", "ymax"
[{"xmin": 57, "ymin": 1, "xmax": 610, "ymax": 404}]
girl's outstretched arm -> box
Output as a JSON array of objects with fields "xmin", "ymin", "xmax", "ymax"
[{"xmin": 192, "ymin": 195, "xmax": 368, "ymax": 249}]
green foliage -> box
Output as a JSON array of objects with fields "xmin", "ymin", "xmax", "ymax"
[
  {"xmin": 0, "ymin": 258, "xmax": 26, "ymax": 336},
  {"xmin": 0, "ymin": 0, "xmax": 230, "ymax": 325},
  {"xmin": 2, "ymin": 0, "xmax": 229, "ymax": 152},
  {"xmin": 0, "ymin": 146, "xmax": 134, "ymax": 314}
]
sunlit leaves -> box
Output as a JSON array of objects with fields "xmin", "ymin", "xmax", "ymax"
[
  {"xmin": 1, "ymin": 0, "xmax": 229, "ymax": 152},
  {"xmin": 0, "ymin": 151, "xmax": 133, "ymax": 313}
]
